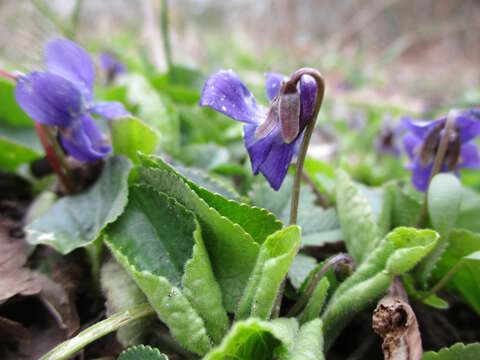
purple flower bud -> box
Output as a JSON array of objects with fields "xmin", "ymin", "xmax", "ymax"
[
  {"xmin": 100, "ymin": 51, "xmax": 126, "ymax": 83},
  {"xmin": 199, "ymin": 70, "xmax": 317, "ymax": 190},
  {"xmin": 14, "ymin": 38, "xmax": 130, "ymax": 162},
  {"xmin": 402, "ymin": 109, "xmax": 480, "ymax": 191}
]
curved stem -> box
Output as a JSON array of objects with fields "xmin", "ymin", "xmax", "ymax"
[
  {"xmin": 39, "ymin": 303, "xmax": 155, "ymax": 360},
  {"xmin": 417, "ymin": 109, "xmax": 458, "ymax": 228},
  {"xmin": 286, "ymin": 253, "xmax": 354, "ymax": 317},
  {"xmin": 288, "ymin": 68, "xmax": 326, "ymax": 225}
]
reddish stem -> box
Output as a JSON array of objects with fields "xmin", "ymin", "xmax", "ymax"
[
  {"xmin": 35, "ymin": 123, "xmax": 73, "ymax": 194},
  {"xmin": 0, "ymin": 69, "xmax": 17, "ymax": 82}
]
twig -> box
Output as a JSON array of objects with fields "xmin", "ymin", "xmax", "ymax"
[{"xmin": 373, "ymin": 277, "xmax": 423, "ymax": 360}]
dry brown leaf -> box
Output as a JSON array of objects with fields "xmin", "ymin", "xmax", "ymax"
[{"xmin": 373, "ymin": 277, "xmax": 423, "ymax": 360}]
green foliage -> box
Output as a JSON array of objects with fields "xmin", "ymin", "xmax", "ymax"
[
  {"xmin": 423, "ymin": 342, "xmax": 480, "ymax": 360},
  {"xmin": 431, "ymin": 229, "xmax": 480, "ymax": 314},
  {"xmin": 105, "ymin": 185, "xmax": 226, "ymax": 353},
  {"xmin": 288, "ymin": 254, "xmax": 317, "ymax": 290},
  {"xmin": 236, "ymin": 226, "xmax": 301, "ymax": 320},
  {"xmin": 137, "ymin": 153, "xmax": 281, "ymax": 311},
  {"xmin": 335, "ymin": 169, "xmax": 379, "ymax": 264},
  {"xmin": 0, "ymin": 78, "xmax": 32, "ymax": 127},
  {"xmin": 111, "ymin": 116, "xmax": 160, "ymax": 164},
  {"xmin": 300, "ymin": 278, "xmax": 329, "ymax": 325},
  {"xmin": 118, "ymin": 345, "xmax": 169, "ymax": 360},
  {"xmin": 26, "ymin": 156, "xmax": 132, "ymax": 254},
  {"xmin": 251, "ymin": 175, "xmax": 343, "ymax": 247},
  {"xmin": 121, "ymin": 74, "xmax": 180, "ymax": 155},
  {"xmin": 428, "ymin": 173, "xmax": 462, "ymax": 235},
  {"xmin": 290, "ymin": 319, "xmax": 325, "ymax": 360},
  {"xmin": 321, "ymin": 227, "xmax": 438, "ymax": 349}
]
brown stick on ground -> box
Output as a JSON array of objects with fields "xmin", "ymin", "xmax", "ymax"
[{"xmin": 372, "ymin": 277, "xmax": 423, "ymax": 360}]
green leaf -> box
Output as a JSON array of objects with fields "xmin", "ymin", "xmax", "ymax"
[
  {"xmin": 300, "ymin": 278, "xmax": 329, "ymax": 325},
  {"xmin": 321, "ymin": 227, "xmax": 438, "ymax": 349},
  {"xmin": 137, "ymin": 154, "xmax": 282, "ymax": 311},
  {"xmin": 385, "ymin": 181, "xmax": 423, "ymax": 228},
  {"xmin": 236, "ymin": 226, "xmax": 301, "ymax": 320},
  {"xmin": 457, "ymin": 187, "xmax": 480, "ymax": 233},
  {"xmin": 289, "ymin": 319, "xmax": 325, "ymax": 360},
  {"xmin": 0, "ymin": 123, "xmax": 42, "ymax": 171},
  {"xmin": 204, "ymin": 318, "xmax": 298, "ymax": 360},
  {"xmin": 0, "ymin": 78, "xmax": 32, "ymax": 127},
  {"xmin": 121, "ymin": 74, "xmax": 179, "ymax": 154},
  {"xmin": 111, "ymin": 116, "xmax": 159, "ymax": 164},
  {"xmin": 176, "ymin": 165, "xmax": 241, "ymax": 201},
  {"xmin": 386, "ymin": 227, "xmax": 439, "ymax": 274},
  {"xmin": 428, "ymin": 173, "xmax": 462, "ymax": 235},
  {"xmin": 100, "ymin": 259, "xmax": 151, "ymax": 346},
  {"xmin": 335, "ymin": 169, "xmax": 379, "ymax": 264},
  {"xmin": 105, "ymin": 185, "xmax": 228, "ymax": 353},
  {"xmin": 118, "ymin": 345, "xmax": 169, "ymax": 360},
  {"xmin": 431, "ymin": 229, "xmax": 480, "ymax": 314},
  {"xmin": 288, "ymin": 254, "xmax": 317, "ymax": 290},
  {"xmin": 423, "ymin": 342, "xmax": 480, "ymax": 360},
  {"xmin": 26, "ymin": 156, "xmax": 132, "ymax": 254}
]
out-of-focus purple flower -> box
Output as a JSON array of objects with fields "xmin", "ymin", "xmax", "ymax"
[
  {"xmin": 100, "ymin": 51, "xmax": 126, "ymax": 83},
  {"xmin": 199, "ymin": 70, "xmax": 317, "ymax": 190},
  {"xmin": 375, "ymin": 118, "xmax": 405, "ymax": 157},
  {"xmin": 402, "ymin": 109, "xmax": 480, "ymax": 191},
  {"xmin": 15, "ymin": 39, "xmax": 129, "ymax": 162}
]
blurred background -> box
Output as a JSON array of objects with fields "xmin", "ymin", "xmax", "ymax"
[{"xmin": 1, "ymin": 0, "xmax": 479, "ymax": 105}]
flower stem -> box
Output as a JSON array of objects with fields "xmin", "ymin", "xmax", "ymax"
[
  {"xmin": 35, "ymin": 123, "xmax": 75, "ymax": 195},
  {"xmin": 0, "ymin": 69, "xmax": 17, "ymax": 82},
  {"xmin": 417, "ymin": 109, "xmax": 458, "ymax": 228},
  {"xmin": 286, "ymin": 253, "xmax": 354, "ymax": 317},
  {"xmin": 39, "ymin": 303, "xmax": 155, "ymax": 360},
  {"xmin": 288, "ymin": 68, "xmax": 326, "ymax": 225}
]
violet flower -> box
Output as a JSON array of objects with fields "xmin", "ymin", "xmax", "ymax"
[
  {"xmin": 402, "ymin": 109, "xmax": 480, "ymax": 192},
  {"xmin": 100, "ymin": 51, "xmax": 126, "ymax": 83},
  {"xmin": 375, "ymin": 118, "xmax": 405, "ymax": 157},
  {"xmin": 15, "ymin": 39, "xmax": 129, "ymax": 162},
  {"xmin": 199, "ymin": 70, "xmax": 317, "ymax": 190}
]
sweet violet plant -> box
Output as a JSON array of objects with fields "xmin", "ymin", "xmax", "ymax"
[
  {"xmin": 2, "ymin": 36, "xmax": 479, "ymax": 360},
  {"xmin": 15, "ymin": 39, "xmax": 129, "ymax": 162}
]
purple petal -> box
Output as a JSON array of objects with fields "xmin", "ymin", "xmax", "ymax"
[
  {"xmin": 299, "ymin": 74, "xmax": 317, "ymax": 131},
  {"xmin": 265, "ymin": 72, "xmax": 286, "ymax": 102},
  {"xmin": 454, "ymin": 110, "xmax": 480, "ymax": 143},
  {"xmin": 15, "ymin": 71, "xmax": 83, "ymax": 127},
  {"xmin": 45, "ymin": 38, "xmax": 95, "ymax": 100},
  {"xmin": 458, "ymin": 142, "xmax": 480, "ymax": 169},
  {"xmin": 410, "ymin": 158, "xmax": 433, "ymax": 192},
  {"xmin": 60, "ymin": 113, "xmax": 111, "ymax": 162},
  {"xmin": 199, "ymin": 70, "xmax": 262, "ymax": 124},
  {"xmin": 403, "ymin": 133, "xmax": 421, "ymax": 160},
  {"xmin": 90, "ymin": 101, "xmax": 129, "ymax": 120},
  {"xmin": 244, "ymin": 124, "xmax": 278, "ymax": 174},
  {"xmin": 403, "ymin": 117, "xmax": 444, "ymax": 140},
  {"xmin": 258, "ymin": 138, "xmax": 296, "ymax": 190}
]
